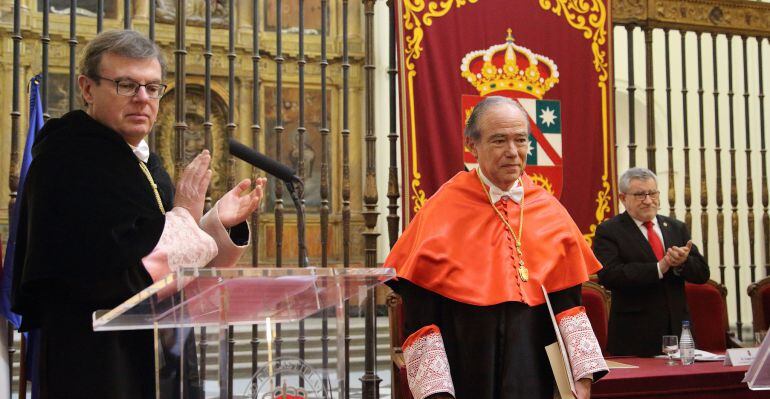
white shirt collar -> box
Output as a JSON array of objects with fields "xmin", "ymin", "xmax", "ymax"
[
  {"xmin": 631, "ymin": 216, "xmax": 657, "ymax": 229},
  {"xmin": 477, "ymin": 168, "xmax": 523, "ymax": 204},
  {"xmin": 129, "ymin": 140, "xmax": 150, "ymax": 163}
]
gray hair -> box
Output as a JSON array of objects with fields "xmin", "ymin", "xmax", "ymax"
[
  {"xmin": 619, "ymin": 167, "xmax": 658, "ymax": 193},
  {"xmin": 464, "ymin": 96, "xmax": 531, "ymax": 141},
  {"xmin": 79, "ymin": 29, "xmax": 167, "ymax": 82}
]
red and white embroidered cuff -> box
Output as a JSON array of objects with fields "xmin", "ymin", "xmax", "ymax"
[
  {"xmin": 142, "ymin": 207, "xmax": 218, "ymax": 282},
  {"xmin": 556, "ymin": 306, "xmax": 609, "ymax": 381},
  {"xmin": 402, "ymin": 324, "xmax": 455, "ymax": 399}
]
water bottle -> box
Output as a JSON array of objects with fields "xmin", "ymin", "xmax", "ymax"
[{"xmin": 680, "ymin": 320, "xmax": 695, "ymax": 365}]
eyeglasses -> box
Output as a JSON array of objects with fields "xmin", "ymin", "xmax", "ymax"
[
  {"xmin": 628, "ymin": 190, "xmax": 660, "ymax": 201},
  {"xmin": 93, "ymin": 76, "xmax": 167, "ymax": 99}
]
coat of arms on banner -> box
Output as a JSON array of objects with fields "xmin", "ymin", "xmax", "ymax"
[
  {"xmin": 395, "ymin": 0, "xmax": 616, "ymax": 239},
  {"xmin": 461, "ymin": 30, "xmax": 563, "ymax": 198}
]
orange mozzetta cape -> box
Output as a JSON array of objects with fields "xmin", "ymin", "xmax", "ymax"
[{"xmin": 386, "ymin": 170, "xmax": 601, "ymax": 307}]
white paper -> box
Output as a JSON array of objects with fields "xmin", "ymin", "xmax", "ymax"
[
  {"xmin": 541, "ymin": 285, "xmax": 576, "ymax": 397},
  {"xmin": 724, "ymin": 348, "xmax": 758, "ymax": 366},
  {"xmin": 654, "ymin": 349, "xmax": 725, "ymax": 362}
]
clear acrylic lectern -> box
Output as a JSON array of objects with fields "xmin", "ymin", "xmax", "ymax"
[{"xmin": 92, "ymin": 267, "xmax": 395, "ymax": 399}]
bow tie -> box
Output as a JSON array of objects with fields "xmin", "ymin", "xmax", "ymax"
[
  {"xmin": 488, "ymin": 184, "xmax": 523, "ymax": 204},
  {"xmin": 130, "ymin": 140, "xmax": 150, "ymax": 163}
]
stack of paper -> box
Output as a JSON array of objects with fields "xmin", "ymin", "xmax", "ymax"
[{"xmin": 654, "ymin": 349, "xmax": 725, "ymax": 362}]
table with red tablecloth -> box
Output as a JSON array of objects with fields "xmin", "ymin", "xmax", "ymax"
[{"xmin": 592, "ymin": 356, "xmax": 767, "ymax": 398}]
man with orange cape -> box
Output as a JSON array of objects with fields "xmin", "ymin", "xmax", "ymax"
[{"xmin": 385, "ymin": 96, "xmax": 608, "ymax": 399}]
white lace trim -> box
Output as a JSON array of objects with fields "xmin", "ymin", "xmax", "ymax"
[
  {"xmin": 158, "ymin": 207, "xmax": 218, "ymax": 271},
  {"xmin": 558, "ymin": 311, "xmax": 609, "ymax": 381},
  {"xmin": 403, "ymin": 331, "xmax": 455, "ymax": 399}
]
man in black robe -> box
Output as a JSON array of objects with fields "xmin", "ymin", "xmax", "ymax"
[
  {"xmin": 385, "ymin": 97, "xmax": 608, "ymax": 399},
  {"xmin": 11, "ymin": 29, "xmax": 266, "ymax": 398}
]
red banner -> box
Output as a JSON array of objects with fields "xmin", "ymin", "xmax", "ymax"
[{"xmin": 396, "ymin": 0, "xmax": 618, "ymax": 242}]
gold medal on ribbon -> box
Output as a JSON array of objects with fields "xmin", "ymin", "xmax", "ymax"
[{"xmin": 518, "ymin": 265, "xmax": 529, "ymax": 282}]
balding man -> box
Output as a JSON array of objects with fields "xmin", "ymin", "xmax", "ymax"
[{"xmin": 386, "ymin": 96, "xmax": 608, "ymax": 399}]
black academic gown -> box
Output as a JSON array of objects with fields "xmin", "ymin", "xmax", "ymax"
[
  {"xmin": 147, "ymin": 153, "xmax": 205, "ymax": 399},
  {"xmin": 390, "ymin": 280, "xmax": 583, "ymax": 399},
  {"xmin": 12, "ymin": 110, "xmax": 202, "ymax": 399}
]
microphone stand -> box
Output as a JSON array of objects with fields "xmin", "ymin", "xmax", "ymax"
[{"xmin": 285, "ymin": 178, "xmax": 308, "ymax": 268}]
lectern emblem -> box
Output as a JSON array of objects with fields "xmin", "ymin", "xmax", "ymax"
[{"xmin": 244, "ymin": 357, "xmax": 330, "ymax": 399}]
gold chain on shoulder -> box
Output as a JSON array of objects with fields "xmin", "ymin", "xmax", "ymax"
[{"xmin": 138, "ymin": 162, "xmax": 166, "ymax": 215}]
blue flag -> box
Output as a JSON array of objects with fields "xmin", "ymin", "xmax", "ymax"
[
  {"xmin": 0, "ymin": 75, "xmax": 43, "ymax": 328},
  {"xmin": 0, "ymin": 75, "xmax": 44, "ymax": 398}
]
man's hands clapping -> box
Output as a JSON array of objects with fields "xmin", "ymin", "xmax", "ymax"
[
  {"xmin": 173, "ymin": 150, "xmax": 267, "ymax": 227},
  {"xmin": 218, "ymin": 177, "xmax": 267, "ymax": 228},
  {"xmin": 660, "ymin": 240, "xmax": 693, "ymax": 274},
  {"xmin": 173, "ymin": 150, "xmax": 212, "ymax": 223}
]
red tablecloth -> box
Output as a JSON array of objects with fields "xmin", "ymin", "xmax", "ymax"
[{"xmin": 592, "ymin": 357, "xmax": 767, "ymax": 398}]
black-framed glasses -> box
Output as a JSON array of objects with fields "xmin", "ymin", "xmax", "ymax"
[
  {"xmin": 93, "ymin": 75, "xmax": 167, "ymax": 99},
  {"xmin": 628, "ymin": 190, "xmax": 660, "ymax": 201}
]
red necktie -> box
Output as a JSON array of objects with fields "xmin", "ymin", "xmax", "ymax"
[{"xmin": 643, "ymin": 221, "xmax": 664, "ymax": 260}]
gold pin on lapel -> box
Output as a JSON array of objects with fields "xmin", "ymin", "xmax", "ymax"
[{"xmin": 663, "ymin": 222, "xmax": 668, "ymax": 227}]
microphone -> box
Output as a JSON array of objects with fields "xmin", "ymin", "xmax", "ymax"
[
  {"xmin": 228, "ymin": 138, "xmax": 300, "ymax": 183},
  {"xmin": 229, "ymin": 139, "xmax": 309, "ymax": 267}
]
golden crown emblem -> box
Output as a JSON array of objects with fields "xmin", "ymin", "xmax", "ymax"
[{"xmin": 460, "ymin": 29, "xmax": 559, "ymax": 99}]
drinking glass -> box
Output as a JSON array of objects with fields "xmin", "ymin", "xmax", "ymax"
[{"xmin": 662, "ymin": 335, "xmax": 679, "ymax": 366}]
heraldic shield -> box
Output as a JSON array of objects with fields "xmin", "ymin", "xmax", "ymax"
[{"xmin": 460, "ymin": 29, "xmax": 564, "ymax": 199}]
